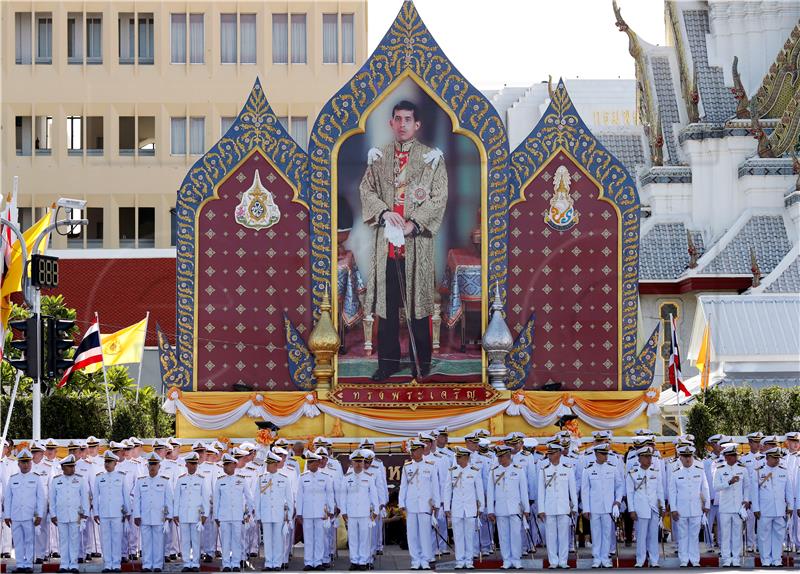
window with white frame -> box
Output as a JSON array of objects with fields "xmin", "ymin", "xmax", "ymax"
[
  {"xmin": 190, "ymin": 14, "xmax": 204, "ymax": 63},
  {"xmin": 15, "ymin": 13, "xmax": 32, "ymax": 64},
  {"xmin": 272, "ymin": 14, "xmax": 288, "ymax": 64},
  {"xmin": 220, "ymin": 13, "xmax": 236, "ymax": 64},
  {"xmin": 290, "ymin": 117, "xmax": 308, "ymax": 150},
  {"xmin": 171, "ymin": 117, "xmax": 186, "ymax": 155},
  {"xmin": 322, "ymin": 14, "xmax": 337, "ymax": 64},
  {"xmin": 342, "ymin": 14, "xmax": 355, "ymax": 64},
  {"xmin": 138, "ymin": 13, "xmax": 154, "ymax": 64},
  {"xmin": 36, "ymin": 13, "xmax": 52, "ymax": 64},
  {"xmin": 240, "ymin": 14, "xmax": 256, "ymax": 64},
  {"xmin": 119, "ymin": 13, "xmax": 135, "ymax": 64},
  {"xmin": 189, "ymin": 117, "xmax": 205, "ymax": 155},
  {"xmin": 221, "ymin": 116, "xmax": 235, "ymax": 136},
  {"xmin": 86, "ymin": 14, "xmax": 102, "ymax": 63},
  {"xmin": 35, "ymin": 116, "xmax": 52, "ymax": 154},
  {"xmin": 67, "ymin": 116, "xmax": 83, "ymax": 153},
  {"xmin": 67, "ymin": 13, "xmax": 83, "ymax": 64},
  {"xmin": 170, "ymin": 13, "xmax": 186, "ymax": 63},
  {"xmin": 16, "ymin": 116, "xmax": 32, "ymax": 156},
  {"xmin": 291, "ymin": 14, "xmax": 307, "ymax": 64}
]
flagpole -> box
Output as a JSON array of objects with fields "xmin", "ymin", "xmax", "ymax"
[
  {"xmin": 1, "ymin": 370, "xmax": 22, "ymax": 456},
  {"xmin": 135, "ymin": 312, "xmax": 150, "ymax": 403},
  {"xmin": 670, "ymin": 313, "xmax": 684, "ymax": 435},
  {"xmin": 95, "ymin": 312, "xmax": 113, "ymax": 428}
]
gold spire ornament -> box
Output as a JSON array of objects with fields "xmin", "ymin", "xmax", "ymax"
[{"xmin": 308, "ymin": 287, "xmax": 340, "ymax": 390}]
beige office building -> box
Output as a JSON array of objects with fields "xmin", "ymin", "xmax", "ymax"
[{"xmin": 1, "ymin": 1, "xmax": 367, "ymax": 249}]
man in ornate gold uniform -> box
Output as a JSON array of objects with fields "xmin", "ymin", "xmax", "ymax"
[{"xmin": 359, "ymin": 100, "xmax": 448, "ymax": 381}]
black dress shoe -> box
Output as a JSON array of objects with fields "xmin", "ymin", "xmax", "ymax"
[
  {"xmin": 71, "ymin": 569, "xmax": 80, "ymax": 574},
  {"xmin": 142, "ymin": 569, "xmax": 152, "ymax": 572},
  {"xmin": 35, "ymin": 558, "xmax": 44, "ymax": 564},
  {"xmin": 93, "ymin": 553, "xmax": 102, "ymax": 558},
  {"xmin": 232, "ymin": 568, "xmax": 241, "ymax": 572},
  {"xmin": 102, "ymin": 569, "xmax": 112, "ymax": 573},
  {"xmin": 370, "ymin": 367, "xmax": 399, "ymax": 382},
  {"xmin": 170, "ymin": 554, "xmax": 179, "ymax": 560},
  {"xmin": 182, "ymin": 568, "xmax": 191, "ymax": 572},
  {"xmin": 121, "ymin": 557, "xmax": 129, "ymax": 563},
  {"xmin": 203, "ymin": 555, "xmax": 213, "ymax": 563},
  {"xmin": 78, "ymin": 558, "xmax": 84, "ymax": 564},
  {"xmin": 154, "ymin": 568, "xmax": 162, "ymax": 572},
  {"xmin": 222, "ymin": 568, "xmax": 231, "ymax": 573},
  {"xmin": 164, "ymin": 556, "xmax": 172, "ymax": 563}
]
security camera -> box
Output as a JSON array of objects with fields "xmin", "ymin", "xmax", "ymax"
[{"xmin": 56, "ymin": 198, "xmax": 87, "ymax": 210}]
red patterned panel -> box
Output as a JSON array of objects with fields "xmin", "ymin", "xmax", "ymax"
[
  {"xmin": 507, "ymin": 151, "xmax": 619, "ymax": 390},
  {"xmin": 195, "ymin": 151, "xmax": 310, "ymax": 391}
]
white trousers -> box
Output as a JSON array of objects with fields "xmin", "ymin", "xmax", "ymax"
[
  {"xmin": 1, "ymin": 520, "xmax": 13, "ymax": 554},
  {"xmin": 347, "ymin": 517, "xmax": 371, "ymax": 565},
  {"xmin": 719, "ymin": 513, "xmax": 743, "ymax": 565},
  {"xmin": 589, "ymin": 513, "xmax": 613, "ymax": 565},
  {"xmin": 302, "ymin": 518, "xmax": 325, "ymax": 567},
  {"xmin": 674, "ymin": 515, "xmax": 701, "ymax": 566},
  {"xmin": 99, "ymin": 517, "xmax": 123, "ymax": 570},
  {"xmin": 451, "ymin": 516, "xmax": 476, "ymax": 567},
  {"xmin": 219, "ymin": 520, "xmax": 243, "ymax": 568},
  {"xmin": 140, "ymin": 524, "xmax": 165, "ymax": 570},
  {"xmin": 496, "ymin": 515, "xmax": 522, "ymax": 567},
  {"xmin": 201, "ymin": 512, "xmax": 217, "ymax": 555},
  {"xmin": 544, "ymin": 514, "xmax": 570, "ymax": 568},
  {"xmin": 57, "ymin": 521, "xmax": 81, "ymax": 570},
  {"xmin": 179, "ymin": 522, "xmax": 201, "ymax": 568},
  {"xmin": 758, "ymin": 515, "xmax": 787, "ymax": 567},
  {"xmin": 34, "ymin": 513, "xmax": 49, "ymax": 559},
  {"xmin": 261, "ymin": 522, "xmax": 284, "ymax": 569},
  {"xmin": 406, "ymin": 512, "xmax": 433, "ymax": 568},
  {"xmin": 81, "ymin": 517, "xmax": 100, "ymax": 557},
  {"xmin": 11, "ymin": 520, "xmax": 34, "ymax": 568},
  {"xmin": 634, "ymin": 516, "xmax": 660, "ymax": 566}
]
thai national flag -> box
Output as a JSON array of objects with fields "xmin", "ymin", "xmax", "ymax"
[
  {"xmin": 58, "ymin": 320, "xmax": 104, "ymax": 388},
  {"xmin": 668, "ymin": 315, "xmax": 691, "ymax": 398}
]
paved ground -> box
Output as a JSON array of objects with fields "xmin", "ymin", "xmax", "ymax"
[{"xmin": 3, "ymin": 542, "xmax": 799, "ymax": 572}]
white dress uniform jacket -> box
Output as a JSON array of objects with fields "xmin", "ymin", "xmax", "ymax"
[
  {"xmin": 50, "ymin": 472, "xmax": 90, "ymax": 570},
  {"xmin": 132, "ymin": 474, "xmax": 174, "ymax": 570},
  {"xmin": 173, "ymin": 472, "xmax": 209, "ymax": 568},
  {"xmin": 256, "ymin": 470, "xmax": 294, "ymax": 569},
  {"xmin": 713, "ymin": 461, "xmax": 750, "ymax": 566},
  {"xmin": 3, "ymin": 469, "xmax": 46, "ymax": 569},
  {"xmin": 93, "ymin": 470, "xmax": 130, "ymax": 571}
]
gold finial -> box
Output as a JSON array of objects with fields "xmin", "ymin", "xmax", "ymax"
[
  {"xmin": 308, "ymin": 285, "xmax": 340, "ymax": 390},
  {"xmin": 686, "ymin": 230, "xmax": 698, "ymax": 269}
]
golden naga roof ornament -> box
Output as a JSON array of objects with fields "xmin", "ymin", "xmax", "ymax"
[
  {"xmin": 752, "ymin": 21, "xmax": 800, "ymax": 121},
  {"xmin": 666, "ymin": 1, "xmax": 699, "ymax": 124},
  {"xmin": 731, "ymin": 57, "xmax": 750, "ymax": 120},
  {"xmin": 748, "ymin": 100, "xmax": 775, "ymax": 159}
]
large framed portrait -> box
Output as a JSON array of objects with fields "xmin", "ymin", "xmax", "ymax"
[{"xmin": 334, "ymin": 77, "xmax": 485, "ymax": 384}]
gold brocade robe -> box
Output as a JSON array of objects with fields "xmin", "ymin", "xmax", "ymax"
[{"xmin": 359, "ymin": 140, "xmax": 448, "ymax": 320}]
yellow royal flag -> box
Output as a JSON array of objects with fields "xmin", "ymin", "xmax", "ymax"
[
  {"xmin": 1, "ymin": 211, "xmax": 54, "ymax": 327},
  {"xmin": 84, "ymin": 317, "xmax": 148, "ymax": 373},
  {"xmin": 697, "ymin": 323, "xmax": 712, "ymax": 391}
]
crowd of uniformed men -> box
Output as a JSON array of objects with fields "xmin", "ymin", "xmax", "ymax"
[{"xmin": 0, "ymin": 428, "xmax": 798, "ymax": 572}]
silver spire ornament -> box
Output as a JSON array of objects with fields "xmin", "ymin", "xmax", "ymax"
[{"xmin": 482, "ymin": 283, "xmax": 514, "ymax": 390}]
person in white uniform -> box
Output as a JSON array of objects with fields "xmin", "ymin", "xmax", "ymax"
[
  {"xmin": 625, "ymin": 446, "xmax": 664, "ymax": 568},
  {"xmin": 93, "ymin": 450, "xmax": 129, "ymax": 573},
  {"xmin": 214, "ymin": 453, "xmax": 252, "ymax": 572},
  {"xmin": 255, "ymin": 451, "xmax": 293, "ymax": 572},
  {"xmin": 443, "ymin": 447, "xmax": 484, "ymax": 570},
  {"xmin": 668, "ymin": 445, "xmax": 710, "ymax": 567},
  {"xmin": 398, "ymin": 440, "xmax": 440, "ymax": 570},
  {"xmin": 752, "ymin": 447, "xmax": 794, "ymax": 567},
  {"xmin": 296, "ymin": 450, "xmax": 334, "ymax": 571},
  {"xmin": 340, "ymin": 449, "xmax": 379, "ymax": 570},
  {"xmin": 537, "ymin": 443, "xmax": 578, "ymax": 570},
  {"xmin": 487, "ymin": 445, "xmax": 530, "ymax": 570},
  {"xmin": 580, "ymin": 444, "xmax": 622, "ymax": 568},
  {"xmin": 49, "ymin": 454, "xmax": 90, "ymax": 574},
  {"xmin": 132, "ymin": 452, "xmax": 174, "ymax": 573},
  {"xmin": 4, "ymin": 448, "xmax": 46, "ymax": 574},
  {"xmin": 713, "ymin": 443, "xmax": 750, "ymax": 567},
  {"xmin": 173, "ymin": 452, "xmax": 209, "ymax": 572}
]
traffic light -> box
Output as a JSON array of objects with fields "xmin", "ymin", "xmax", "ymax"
[
  {"xmin": 7, "ymin": 317, "xmax": 41, "ymax": 378},
  {"xmin": 46, "ymin": 317, "xmax": 75, "ymax": 380}
]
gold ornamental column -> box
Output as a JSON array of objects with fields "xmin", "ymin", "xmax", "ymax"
[{"xmin": 308, "ymin": 289, "xmax": 340, "ymax": 390}]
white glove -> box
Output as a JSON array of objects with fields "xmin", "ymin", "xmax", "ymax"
[
  {"xmin": 196, "ymin": 522, "xmax": 204, "ymax": 533},
  {"xmin": 738, "ymin": 505, "xmax": 748, "ymax": 522},
  {"xmin": 367, "ymin": 147, "xmax": 383, "ymax": 166},
  {"xmin": 423, "ymin": 148, "xmax": 444, "ymax": 169},
  {"xmin": 431, "ymin": 512, "xmax": 438, "ymax": 528},
  {"xmin": 282, "ymin": 521, "xmax": 290, "ymax": 536},
  {"xmin": 79, "ymin": 520, "xmax": 86, "ymax": 533},
  {"xmin": 612, "ymin": 505, "xmax": 620, "ymax": 520},
  {"xmin": 701, "ymin": 513, "xmax": 709, "ymax": 527},
  {"xmin": 380, "ymin": 508, "xmax": 387, "ymax": 519},
  {"xmin": 163, "ymin": 521, "xmax": 171, "ymax": 533},
  {"xmin": 384, "ymin": 223, "xmax": 405, "ymax": 248},
  {"xmin": 322, "ymin": 518, "xmax": 331, "ymax": 530},
  {"xmin": 523, "ymin": 518, "xmax": 530, "ymax": 531}
]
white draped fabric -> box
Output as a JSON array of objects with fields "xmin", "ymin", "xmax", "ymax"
[{"xmin": 163, "ymin": 394, "xmax": 321, "ymax": 431}]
